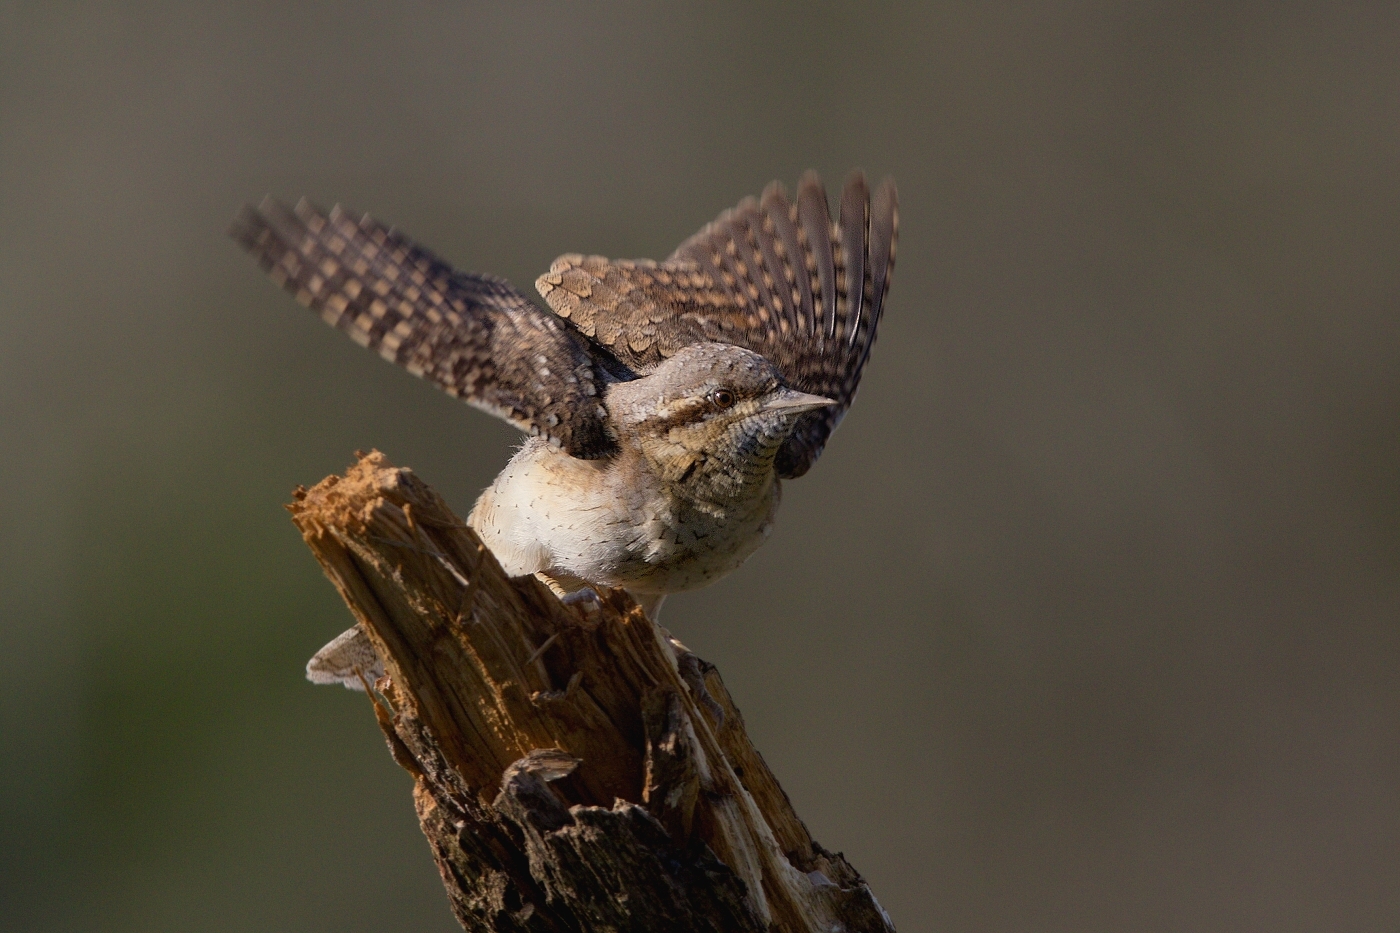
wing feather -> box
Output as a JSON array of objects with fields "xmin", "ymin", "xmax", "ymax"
[
  {"xmin": 838, "ymin": 175, "xmax": 868, "ymax": 348},
  {"xmin": 231, "ymin": 198, "xmax": 625, "ymax": 458},
  {"xmin": 753, "ymin": 184, "xmax": 800, "ymax": 335},
  {"xmin": 535, "ymin": 172, "xmax": 898, "ymax": 478}
]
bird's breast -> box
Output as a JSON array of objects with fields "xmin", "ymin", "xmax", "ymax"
[{"xmin": 467, "ymin": 438, "xmax": 782, "ymax": 596}]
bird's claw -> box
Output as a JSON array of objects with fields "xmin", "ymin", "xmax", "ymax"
[{"xmin": 560, "ymin": 587, "xmax": 603, "ymax": 613}]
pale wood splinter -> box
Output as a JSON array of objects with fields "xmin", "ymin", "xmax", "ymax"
[{"xmin": 289, "ymin": 451, "xmax": 896, "ymax": 932}]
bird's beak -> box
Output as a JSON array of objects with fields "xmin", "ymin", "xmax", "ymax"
[{"xmin": 761, "ymin": 388, "xmax": 837, "ymax": 414}]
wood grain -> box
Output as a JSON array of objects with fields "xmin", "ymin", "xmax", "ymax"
[{"xmin": 288, "ymin": 451, "xmax": 895, "ymax": 932}]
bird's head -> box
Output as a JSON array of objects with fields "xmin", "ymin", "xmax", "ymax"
[{"xmin": 606, "ymin": 343, "xmax": 834, "ymax": 492}]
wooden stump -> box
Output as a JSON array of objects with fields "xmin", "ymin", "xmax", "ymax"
[{"xmin": 288, "ymin": 451, "xmax": 896, "ymax": 932}]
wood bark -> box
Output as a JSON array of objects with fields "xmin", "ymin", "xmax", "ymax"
[{"xmin": 287, "ymin": 451, "xmax": 896, "ymax": 932}]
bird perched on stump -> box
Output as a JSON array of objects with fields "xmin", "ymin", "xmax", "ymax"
[{"xmin": 231, "ymin": 171, "xmax": 897, "ymax": 688}]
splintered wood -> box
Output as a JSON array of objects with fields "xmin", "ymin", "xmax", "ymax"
[{"xmin": 288, "ymin": 451, "xmax": 895, "ymax": 933}]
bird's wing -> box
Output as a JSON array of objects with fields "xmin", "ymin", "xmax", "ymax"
[
  {"xmin": 535, "ymin": 171, "xmax": 897, "ymax": 478},
  {"xmin": 231, "ymin": 198, "xmax": 627, "ymax": 458}
]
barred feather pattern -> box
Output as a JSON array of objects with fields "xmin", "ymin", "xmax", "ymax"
[
  {"xmin": 233, "ymin": 172, "xmax": 896, "ymax": 477},
  {"xmin": 230, "ymin": 198, "xmax": 625, "ymax": 458},
  {"xmin": 536, "ymin": 172, "xmax": 897, "ymax": 478}
]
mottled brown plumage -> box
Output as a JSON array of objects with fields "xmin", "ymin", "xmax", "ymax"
[
  {"xmin": 231, "ymin": 172, "xmax": 896, "ymax": 477},
  {"xmin": 535, "ymin": 172, "xmax": 897, "ymax": 477},
  {"xmin": 235, "ymin": 173, "xmax": 897, "ymax": 681},
  {"xmin": 229, "ymin": 198, "xmax": 624, "ymax": 458}
]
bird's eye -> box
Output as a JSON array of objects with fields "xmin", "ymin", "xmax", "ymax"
[{"xmin": 710, "ymin": 388, "xmax": 736, "ymax": 409}]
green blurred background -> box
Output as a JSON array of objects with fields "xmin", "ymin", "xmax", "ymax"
[{"xmin": 3, "ymin": 3, "xmax": 1397, "ymax": 931}]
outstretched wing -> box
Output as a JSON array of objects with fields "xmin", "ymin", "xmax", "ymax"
[
  {"xmin": 535, "ymin": 171, "xmax": 897, "ymax": 478},
  {"xmin": 231, "ymin": 198, "xmax": 626, "ymax": 458}
]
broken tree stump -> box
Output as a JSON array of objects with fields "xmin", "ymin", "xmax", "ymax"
[{"xmin": 287, "ymin": 451, "xmax": 895, "ymax": 932}]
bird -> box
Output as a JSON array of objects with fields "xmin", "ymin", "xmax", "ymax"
[{"xmin": 230, "ymin": 171, "xmax": 897, "ymax": 689}]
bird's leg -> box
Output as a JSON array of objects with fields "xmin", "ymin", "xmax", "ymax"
[
  {"xmin": 559, "ymin": 587, "xmax": 603, "ymax": 612},
  {"xmin": 539, "ymin": 571, "xmax": 606, "ymax": 614},
  {"xmin": 618, "ymin": 591, "xmax": 722, "ymax": 724},
  {"xmin": 631, "ymin": 592, "xmax": 667, "ymax": 619},
  {"xmin": 557, "ymin": 585, "xmax": 665, "ymax": 620}
]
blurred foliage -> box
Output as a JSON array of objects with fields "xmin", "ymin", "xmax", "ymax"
[{"xmin": 2, "ymin": 3, "xmax": 1397, "ymax": 932}]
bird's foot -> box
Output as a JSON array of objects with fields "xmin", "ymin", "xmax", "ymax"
[{"xmin": 560, "ymin": 586, "xmax": 603, "ymax": 613}]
